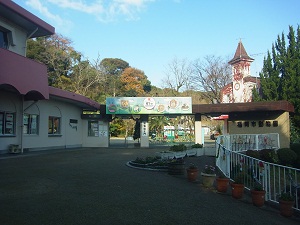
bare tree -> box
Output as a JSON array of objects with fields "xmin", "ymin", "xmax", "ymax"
[
  {"xmin": 191, "ymin": 55, "xmax": 231, "ymax": 104},
  {"xmin": 162, "ymin": 57, "xmax": 193, "ymax": 96}
]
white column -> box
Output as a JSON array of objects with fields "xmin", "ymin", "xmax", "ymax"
[
  {"xmin": 140, "ymin": 115, "xmax": 149, "ymax": 148},
  {"xmin": 194, "ymin": 114, "xmax": 203, "ymax": 145}
]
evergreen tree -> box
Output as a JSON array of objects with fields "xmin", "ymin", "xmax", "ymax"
[{"xmin": 259, "ymin": 25, "xmax": 300, "ymax": 128}]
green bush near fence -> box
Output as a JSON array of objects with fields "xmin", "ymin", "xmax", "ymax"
[
  {"xmin": 290, "ymin": 143, "xmax": 300, "ymax": 169},
  {"xmin": 277, "ymin": 148, "xmax": 297, "ymax": 167}
]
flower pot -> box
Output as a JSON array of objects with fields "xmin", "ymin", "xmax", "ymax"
[
  {"xmin": 279, "ymin": 199, "xmax": 294, "ymax": 217},
  {"xmin": 231, "ymin": 183, "xmax": 244, "ymax": 199},
  {"xmin": 216, "ymin": 177, "xmax": 229, "ymax": 193},
  {"xmin": 168, "ymin": 161, "xmax": 185, "ymax": 175},
  {"xmin": 187, "ymin": 168, "xmax": 198, "ymax": 182},
  {"xmin": 251, "ymin": 190, "xmax": 266, "ymax": 207},
  {"xmin": 201, "ymin": 172, "xmax": 216, "ymax": 187}
]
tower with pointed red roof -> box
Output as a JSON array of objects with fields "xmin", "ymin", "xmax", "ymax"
[{"xmin": 221, "ymin": 41, "xmax": 260, "ymax": 103}]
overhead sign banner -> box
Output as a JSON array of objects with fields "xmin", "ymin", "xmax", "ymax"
[{"xmin": 106, "ymin": 97, "xmax": 192, "ymax": 115}]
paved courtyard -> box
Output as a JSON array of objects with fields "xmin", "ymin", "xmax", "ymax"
[{"xmin": 0, "ymin": 147, "xmax": 299, "ymax": 225}]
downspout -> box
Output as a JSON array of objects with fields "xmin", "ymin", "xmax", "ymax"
[
  {"xmin": 20, "ymin": 95, "xmax": 24, "ymax": 154},
  {"xmin": 21, "ymin": 28, "xmax": 39, "ymax": 153}
]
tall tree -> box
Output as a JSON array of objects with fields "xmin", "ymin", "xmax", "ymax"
[
  {"xmin": 258, "ymin": 25, "xmax": 300, "ymax": 127},
  {"xmin": 162, "ymin": 57, "xmax": 192, "ymax": 96},
  {"xmin": 191, "ymin": 55, "xmax": 231, "ymax": 103},
  {"xmin": 100, "ymin": 58, "xmax": 130, "ymax": 97},
  {"xmin": 149, "ymin": 116, "xmax": 170, "ymax": 139},
  {"xmin": 27, "ymin": 34, "xmax": 80, "ymax": 88},
  {"xmin": 120, "ymin": 67, "xmax": 151, "ymax": 97}
]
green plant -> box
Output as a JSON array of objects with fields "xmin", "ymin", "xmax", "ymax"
[
  {"xmin": 233, "ymin": 172, "xmax": 245, "ymax": 184},
  {"xmin": 191, "ymin": 143, "xmax": 203, "ymax": 148},
  {"xmin": 188, "ymin": 163, "xmax": 198, "ymax": 169},
  {"xmin": 252, "ymin": 181, "xmax": 264, "ymax": 191},
  {"xmin": 279, "ymin": 192, "xmax": 295, "ymax": 201},
  {"xmin": 277, "ymin": 148, "xmax": 297, "ymax": 166},
  {"xmin": 203, "ymin": 165, "xmax": 216, "ymax": 174},
  {"xmin": 259, "ymin": 149, "xmax": 278, "ymax": 163},
  {"xmin": 169, "ymin": 144, "xmax": 187, "ymax": 152},
  {"xmin": 245, "ymin": 150, "xmax": 260, "ymax": 159}
]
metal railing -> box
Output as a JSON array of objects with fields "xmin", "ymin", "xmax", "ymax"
[
  {"xmin": 218, "ymin": 133, "xmax": 280, "ymax": 152},
  {"xmin": 216, "ymin": 134, "xmax": 299, "ymax": 212}
]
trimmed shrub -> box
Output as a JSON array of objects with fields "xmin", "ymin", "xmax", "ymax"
[
  {"xmin": 290, "ymin": 143, "xmax": 300, "ymax": 168},
  {"xmin": 259, "ymin": 149, "xmax": 278, "ymax": 163},
  {"xmin": 277, "ymin": 148, "xmax": 297, "ymax": 166},
  {"xmin": 169, "ymin": 144, "xmax": 187, "ymax": 152},
  {"xmin": 246, "ymin": 150, "xmax": 260, "ymax": 159}
]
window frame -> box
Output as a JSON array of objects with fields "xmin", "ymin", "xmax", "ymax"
[
  {"xmin": 0, "ymin": 29, "xmax": 9, "ymax": 49},
  {"xmin": 23, "ymin": 113, "xmax": 39, "ymax": 135},
  {"xmin": 88, "ymin": 120, "xmax": 99, "ymax": 137},
  {"xmin": 0, "ymin": 111, "xmax": 16, "ymax": 136},
  {"xmin": 48, "ymin": 116, "xmax": 61, "ymax": 136}
]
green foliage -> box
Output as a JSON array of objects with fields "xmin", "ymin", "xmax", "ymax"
[
  {"xmin": 277, "ymin": 148, "xmax": 297, "ymax": 166},
  {"xmin": 252, "ymin": 182, "xmax": 264, "ymax": 191},
  {"xmin": 290, "ymin": 143, "xmax": 300, "ymax": 168},
  {"xmin": 258, "ymin": 25, "xmax": 300, "ymax": 128},
  {"xmin": 169, "ymin": 144, "xmax": 187, "ymax": 152},
  {"xmin": 233, "ymin": 172, "xmax": 245, "ymax": 184},
  {"xmin": 191, "ymin": 143, "xmax": 203, "ymax": 148},
  {"xmin": 279, "ymin": 192, "xmax": 295, "ymax": 201},
  {"xmin": 188, "ymin": 163, "xmax": 198, "ymax": 169},
  {"xmin": 259, "ymin": 149, "xmax": 279, "ymax": 163},
  {"xmin": 110, "ymin": 118, "xmax": 125, "ymax": 137},
  {"xmin": 203, "ymin": 165, "xmax": 216, "ymax": 174},
  {"xmin": 133, "ymin": 120, "xmax": 140, "ymax": 140},
  {"xmin": 245, "ymin": 150, "xmax": 260, "ymax": 159}
]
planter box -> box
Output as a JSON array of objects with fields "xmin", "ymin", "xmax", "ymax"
[
  {"xmin": 186, "ymin": 149, "xmax": 197, "ymax": 157},
  {"xmin": 156, "ymin": 151, "xmax": 175, "ymax": 160},
  {"xmin": 174, "ymin": 151, "xmax": 187, "ymax": 159}
]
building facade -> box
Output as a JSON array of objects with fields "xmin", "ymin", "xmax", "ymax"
[
  {"xmin": 0, "ymin": 1, "xmax": 109, "ymax": 153},
  {"xmin": 221, "ymin": 41, "xmax": 260, "ymax": 103}
]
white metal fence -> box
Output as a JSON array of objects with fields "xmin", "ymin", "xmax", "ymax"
[{"xmin": 216, "ymin": 134, "xmax": 300, "ymax": 212}]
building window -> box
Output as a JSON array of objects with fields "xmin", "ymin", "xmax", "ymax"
[
  {"xmin": 48, "ymin": 116, "xmax": 61, "ymax": 135},
  {"xmin": 0, "ymin": 30, "xmax": 8, "ymax": 49},
  {"xmin": 88, "ymin": 120, "xmax": 99, "ymax": 137},
  {"xmin": 0, "ymin": 112, "xmax": 15, "ymax": 135},
  {"xmin": 23, "ymin": 114, "xmax": 38, "ymax": 134}
]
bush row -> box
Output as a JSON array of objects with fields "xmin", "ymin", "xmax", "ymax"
[{"xmin": 246, "ymin": 147, "xmax": 299, "ymax": 169}]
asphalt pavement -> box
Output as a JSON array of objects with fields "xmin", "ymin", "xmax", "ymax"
[{"xmin": 0, "ymin": 146, "xmax": 299, "ymax": 225}]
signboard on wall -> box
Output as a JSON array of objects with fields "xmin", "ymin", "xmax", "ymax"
[{"xmin": 106, "ymin": 97, "xmax": 192, "ymax": 115}]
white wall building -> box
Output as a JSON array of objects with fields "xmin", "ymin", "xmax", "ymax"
[{"xmin": 0, "ymin": 1, "xmax": 109, "ymax": 153}]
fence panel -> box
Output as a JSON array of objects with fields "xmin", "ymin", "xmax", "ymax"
[{"xmin": 216, "ymin": 134, "xmax": 299, "ymax": 212}]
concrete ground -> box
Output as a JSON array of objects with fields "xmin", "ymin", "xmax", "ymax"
[{"xmin": 0, "ymin": 146, "xmax": 299, "ymax": 225}]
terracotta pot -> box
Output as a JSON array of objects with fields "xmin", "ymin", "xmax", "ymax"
[
  {"xmin": 201, "ymin": 172, "xmax": 216, "ymax": 187},
  {"xmin": 216, "ymin": 177, "xmax": 229, "ymax": 193},
  {"xmin": 186, "ymin": 168, "xmax": 198, "ymax": 182},
  {"xmin": 231, "ymin": 183, "xmax": 244, "ymax": 199},
  {"xmin": 279, "ymin": 199, "xmax": 294, "ymax": 217},
  {"xmin": 251, "ymin": 190, "xmax": 266, "ymax": 207}
]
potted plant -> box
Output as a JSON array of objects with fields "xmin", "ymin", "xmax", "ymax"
[
  {"xmin": 216, "ymin": 173, "xmax": 230, "ymax": 193},
  {"xmin": 251, "ymin": 182, "xmax": 266, "ymax": 207},
  {"xmin": 231, "ymin": 173, "xmax": 245, "ymax": 199},
  {"xmin": 168, "ymin": 158, "xmax": 185, "ymax": 175},
  {"xmin": 278, "ymin": 192, "xmax": 295, "ymax": 217},
  {"xmin": 201, "ymin": 165, "xmax": 216, "ymax": 187},
  {"xmin": 186, "ymin": 163, "xmax": 198, "ymax": 182}
]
